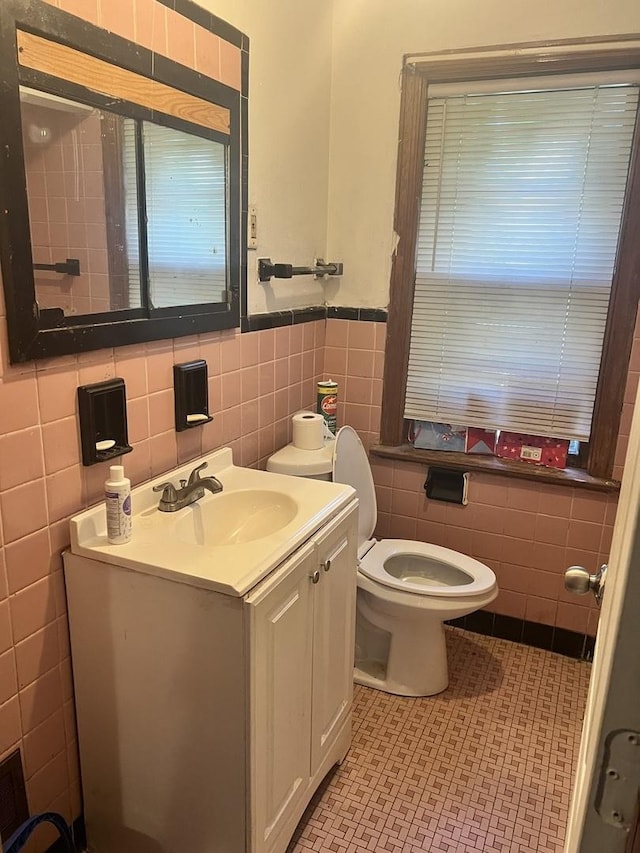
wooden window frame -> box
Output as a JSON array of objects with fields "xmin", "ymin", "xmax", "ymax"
[{"xmin": 379, "ymin": 38, "xmax": 640, "ymax": 487}]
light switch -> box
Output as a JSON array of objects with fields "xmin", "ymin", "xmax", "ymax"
[{"xmin": 248, "ymin": 204, "xmax": 257, "ymax": 249}]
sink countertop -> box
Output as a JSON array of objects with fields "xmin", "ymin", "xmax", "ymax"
[{"xmin": 69, "ymin": 448, "xmax": 356, "ymax": 597}]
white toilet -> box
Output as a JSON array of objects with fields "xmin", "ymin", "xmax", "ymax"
[{"xmin": 267, "ymin": 424, "xmax": 498, "ymax": 697}]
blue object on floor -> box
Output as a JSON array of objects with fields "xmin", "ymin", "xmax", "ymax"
[{"xmin": 4, "ymin": 812, "xmax": 75, "ymax": 853}]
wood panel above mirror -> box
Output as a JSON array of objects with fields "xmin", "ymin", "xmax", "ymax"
[
  {"xmin": 17, "ymin": 31, "xmax": 232, "ymax": 135},
  {"xmin": 0, "ymin": 0, "xmax": 248, "ymax": 363}
]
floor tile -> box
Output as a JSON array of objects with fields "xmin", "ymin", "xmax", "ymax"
[{"xmin": 289, "ymin": 627, "xmax": 591, "ymax": 853}]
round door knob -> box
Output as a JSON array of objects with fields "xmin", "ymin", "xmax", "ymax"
[
  {"xmin": 564, "ymin": 564, "xmax": 607, "ymax": 604},
  {"xmin": 310, "ymin": 570, "xmax": 320, "ymax": 584},
  {"xmin": 564, "ymin": 566, "xmax": 592, "ymax": 595},
  {"xmin": 322, "ymin": 559, "xmax": 331, "ymax": 573}
]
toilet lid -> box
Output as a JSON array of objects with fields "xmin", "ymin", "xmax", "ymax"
[
  {"xmin": 333, "ymin": 426, "xmax": 376, "ymax": 548},
  {"xmin": 360, "ymin": 539, "xmax": 497, "ymax": 598}
]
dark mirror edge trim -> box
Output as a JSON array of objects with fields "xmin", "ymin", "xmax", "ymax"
[
  {"xmin": 0, "ymin": 3, "xmax": 38, "ymax": 363},
  {"xmin": 30, "ymin": 311, "xmax": 239, "ymax": 360},
  {"xmin": 0, "ymin": 0, "xmax": 247, "ymax": 364}
]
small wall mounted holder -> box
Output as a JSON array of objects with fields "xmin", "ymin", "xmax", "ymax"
[
  {"xmin": 425, "ymin": 467, "xmax": 469, "ymax": 505},
  {"xmin": 77, "ymin": 377, "xmax": 133, "ymax": 466},
  {"xmin": 258, "ymin": 258, "xmax": 343, "ymax": 283},
  {"xmin": 173, "ymin": 360, "xmax": 213, "ymax": 432}
]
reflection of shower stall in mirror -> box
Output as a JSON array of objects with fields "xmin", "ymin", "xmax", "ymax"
[
  {"xmin": 19, "ymin": 84, "xmax": 230, "ymax": 323},
  {"xmin": 20, "ymin": 86, "xmax": 115, "ymax": 318}
]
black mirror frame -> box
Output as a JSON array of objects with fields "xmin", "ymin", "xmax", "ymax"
[{"xmin": 0, "ymin": 0, "xmax": 247, "ymax": 363}]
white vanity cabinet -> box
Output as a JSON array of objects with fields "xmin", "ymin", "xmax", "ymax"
[
  {"xmin": 248, "ymin": 504, "xmax": 357, "ymax": 853},
  {"xmin": 64, "ymin": 487, "xmax": 357, "ymax": 853}
]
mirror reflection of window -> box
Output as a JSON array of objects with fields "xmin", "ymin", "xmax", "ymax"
[
  {"xmin": 123, "ymin": 121, "xmax": 228, "ymax": 310},
  {"xmin": 19, "ymin": 86, "xmax": 142, "ymax": 318},
  {"xmin": 20, "ymin": 86, "xmax": 229, "ymax": 322}
]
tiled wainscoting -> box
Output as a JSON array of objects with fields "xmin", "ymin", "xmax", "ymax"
[
  {"xmin": 448, "ymin": 611, "xmax": 596, "ymax": 661},
  {"xmin": 368, "ymin": 459, "xmax": 611, "ymax": 640},
  {"xmin": 290, "ymin": 627, "xmax": 591, "ymax": 853},
  {"xmin": 0, "ymin": 310, "xmax": 633, "ymax": 852},
  {"xmin": 0, "ymin": 319, "xmax": 333, "ymax": 851}
]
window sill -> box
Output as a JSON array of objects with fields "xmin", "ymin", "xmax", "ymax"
[{"xmin": 370, "ymin": 444, "xmax": 620, "ymax": 494}]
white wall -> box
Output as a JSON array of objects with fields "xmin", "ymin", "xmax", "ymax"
[
  {"xmin": 327, "ymin": 0, "xmax": 640, "ymax": 308},
  {"xmin": 201, "ymin": 0, "xmax": 640, "ymax": 313},
  {"xmin": 199, "ymin": 0, "xmax": 334, "ymax": 315}
]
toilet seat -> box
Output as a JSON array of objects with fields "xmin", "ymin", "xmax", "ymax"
[
  {"xmin": 333, "ymin": 426, "xmax": 496, "ymax": 599},
  {"xmin": 360, "ymin": 539, "xmax": 497, "ymax": 598}
]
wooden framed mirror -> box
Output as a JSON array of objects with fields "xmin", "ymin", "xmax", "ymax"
[{"xmin": 0, "ymin": 0, "xmax": 247, "ymax": 363}]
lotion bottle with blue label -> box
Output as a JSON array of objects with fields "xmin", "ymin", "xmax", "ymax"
[{"xmin": 105, "ymin": 465, "xmax": 132, "ymax": 544}]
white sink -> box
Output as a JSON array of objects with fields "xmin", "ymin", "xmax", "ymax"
[
  {"xmin": 69, "ymin": 447, "xmax": 356, "ymax": 596},
  {"xmin": 177, "ymin": 489, "xmax": 299, "ymax": 546}
]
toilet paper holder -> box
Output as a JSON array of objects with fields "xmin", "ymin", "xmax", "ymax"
[{"xmin": 425, "ymin": 467, "xmax": 469, "ymax": 505}]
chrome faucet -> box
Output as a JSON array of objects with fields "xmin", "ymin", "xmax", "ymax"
[{"xmin": 153, "ymin": 461, "xmax": 223, "ymax": 512}]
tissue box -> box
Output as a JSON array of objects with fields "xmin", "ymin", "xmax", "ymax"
[
  {"xmin": 465, "ymin": 428, "xmax": 497, "ymax": 455},
  {"xmin": 411, "ymin": 421, "xmax": 466, "ymax": 452},
  {"xmin": 496, "ymin": 432, "xmax": 569, "ymax": 469}
]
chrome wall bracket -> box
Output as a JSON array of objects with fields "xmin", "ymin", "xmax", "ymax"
[{"xmin": 258, "ymin": 257, "xmax": 343, "ymax": 282}]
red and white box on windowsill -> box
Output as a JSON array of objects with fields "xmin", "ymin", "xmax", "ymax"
[
  {"xmin": 465, "ymin": 428, "xmax": 497, "ymax": 455},
  {"xmin": 496, "ymin": 432, "xmax": 569, "ymax": 469}
]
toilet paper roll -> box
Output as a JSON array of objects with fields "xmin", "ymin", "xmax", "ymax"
[{"xmin": 292, "ymin": 412, "xmax": 325, "ymax": 451}]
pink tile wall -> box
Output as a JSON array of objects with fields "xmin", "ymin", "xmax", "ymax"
[
  {"xmin": 0, "ymin": 303, "xmax": 325, "ymax": 848},
  {"xmin": 0, "ymin": 310, "xmax": 634, "ymax": 850},
  {"xmin": 326, "ymin": 314, "xmax": 640, "ymax": 640},
  {"xmin": 24, "ymin": 108, "xmax": 110, "ymax": 317},
  {"xmin": 372, "ymin": 463, "xmax": 610, "ymax": 637},
  {"xmin": 3, "ymin": 3, "xmax": 637, "ymax": 844},
  {"xmin": 1, "ymin": 6, "xmax": 244, "ymax": 842},
  {"xmin": 42, "ymin": 0, "xmax": 243, "ymax": 92},
  {"xmin": 325, "ymin": 318, "xmax": 386, "ymax": 451}
]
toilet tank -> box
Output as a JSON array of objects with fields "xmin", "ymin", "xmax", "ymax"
[{"xmin": 266, "ymin": 442, "xmax": 335, "ymax": 480}]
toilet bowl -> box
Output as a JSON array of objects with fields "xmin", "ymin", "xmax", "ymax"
[{"xmin": 267, "ymin": 424, "xmax": 498, "ymax": 697}]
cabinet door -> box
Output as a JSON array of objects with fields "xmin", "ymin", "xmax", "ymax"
[
  {"xmin": 246, "ymin": 543, "xmax": 315, "ymax": 853},
  {"xmin": 310, "ymin": 503, "xmax": 358, "ymax": 774}
]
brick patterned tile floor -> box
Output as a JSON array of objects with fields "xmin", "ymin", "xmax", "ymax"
[{"xmin": 289, "ymin": 627, "xmax": 592, "ymax": 853}]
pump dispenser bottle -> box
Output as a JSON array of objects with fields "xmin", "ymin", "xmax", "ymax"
[{"xmin": 105, "ymin": 465, "xmax": 132, "ymax": 544}]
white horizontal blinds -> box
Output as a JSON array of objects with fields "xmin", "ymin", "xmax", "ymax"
[
  {"xmin": 122, "ymin": 118, "xmax": 142, "ymax": 308},
  {"xmin": 142, "ymin": 122, "xmax": 228, "ymax": 308},
  {"xmin": 405, "ymin": 83, "xmax": 639, "ymax": 441}
]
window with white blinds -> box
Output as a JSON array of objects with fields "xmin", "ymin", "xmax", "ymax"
[
  {"xmin": 405, "ymin": 82, "xmax": 639, "ymax": 441},
  {"xmin": 123, "ymin": 120, "xmax": 228, "ymax": 310}
]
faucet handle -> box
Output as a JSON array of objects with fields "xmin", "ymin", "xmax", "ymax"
[
  {"xmin": 187, "ymin": 461, "xmax": 208, "ymax": 485},
  {"xmin": 153, "ymin": 481, "xmax": 178, "ymax": 501}
]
